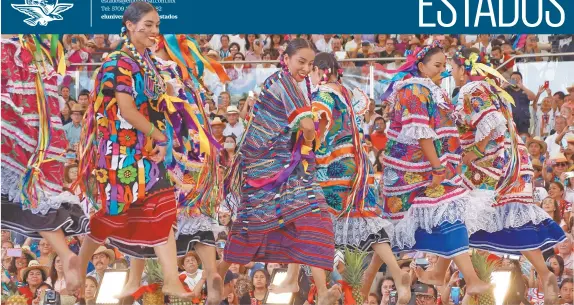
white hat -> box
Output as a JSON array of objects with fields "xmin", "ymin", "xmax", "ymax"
[{"xmin": 227, "ymin": 105, "xmax": 239, "ymax": 114}]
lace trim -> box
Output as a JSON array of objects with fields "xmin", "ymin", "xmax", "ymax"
[
  {"xmin": 288, "ymin": 110, "xmax": 314, "ymax": 130},
  {"xmin": 334, "ymin": 216, "xmax": 394, "ymax": 247},
  {"xmin": 475, "ymin": 110, "xmax": 508, "ymax": 143},
  {"xmin": 175, "ymin": 213, "xmax": 215, "ymax": 239},
  {"xmin": 398, "ymin": 125, "xmax": 439, "ymax": 145},
  {"xmin": 465, "ymin": 189, "xmax": 552, "ymax": 234},
  {"xmin": 1, "ymin": 166, "xmax": 81, "ymax": 215},
  {"xmin": 391, "ymin": 192, "xmax": 494, "ymax": 250}
]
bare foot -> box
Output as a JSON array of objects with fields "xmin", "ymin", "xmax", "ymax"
[
  {"xmin": 269, "ymin": 281, "xmax": 299, "ymax": 294},
  {"xmin": 361, "ymin": 269, "xmax": 377, "ymax": 301},
  {"xmin": 396, "ymin": 271, "xmax": 412, "ymax": 305},
  {"xmin": 414, "ymin": 266, "xmax": 445, "ymax": 286},
  {"xmin": 63, "ymin": 254, "xmax": 82, "ymax": 293},
  {"xmin": 114, "ymin": 281, "xmax": 141, "ymax": 299},
  {"xmin": 205, "ymin": 273, "xmax": 223, "ymax": 305},
  {"xmin": 162, "ymin": 281, "xmax": 194, "ymax": 300},
  {"xmin": 317, "ymin": 285, "xmax": 342, "ymax": 305},
  {"xmin": 465, "ymin": 280, "xmax": 493, "ymax": 296},
  {"xmin": 542, "ymin": 273, "xmax": 559, "ymax": 305}
]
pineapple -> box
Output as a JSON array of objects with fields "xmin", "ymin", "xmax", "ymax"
[
  {"xmin": 469, "ymin": 250, "xmax": 499, "ymax": 305},
  {"xmin": 144, "ymin": 259, "xmax": 165, "ymax": 305},
  {"xmin": 3, "ymin": 291, "xmax": 28, "ymax": 305},
  {"xmin": 343, "ymin": 248, "xmax": 369, "ymax": 305}
]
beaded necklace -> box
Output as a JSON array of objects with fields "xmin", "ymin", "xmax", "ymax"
[{"xmin": 120, "ymin": 27, "xmax": 166, "ymax": 100}]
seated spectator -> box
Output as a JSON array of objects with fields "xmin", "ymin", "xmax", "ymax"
[
  {"xmin": 548, "ymin": 255, "xmax": 566, "ymax": 286},
  {"xmin": 211, "ymin": 117, "xmax": 225, "ymax": 145},
  {"xmin": 223, "ymin": 106, "xmax": 244, "ymax": 139},
  {"xmin": 527, "ymin": 137, "xmax": 547, "ymax": 163},
  {"xmin": 36, "ymin": 239, "xmax": 53, "ymax": 267},
  {"xmin": 18, "ymin": 260, "xmax": 49, "ymax": 304},
  {"xmin": 561, "ymin": 278, "xmax": 573, "ymax": 305},
  {"xmin": 557, "ymin": 234, "xmax": 573, "ymax": 278},
  {"xmin": 544, "ymin": 153, "xmax": 569, "ymax": 184},
  {"xmin": 370, "ymin": 117, "xmax": 388, "ymax": 152},
  {"xmin": 60, "ymin": 103, "xmax": 72, "ymax": 126},
  {"xmin": 250, "ymin": 269, "xmax": 270, "ymax": 305},
  {"xmin": 548, "ymin": 181, "xmax": 572, "ymax": 221},
  {"xmin": 63, "ymin": 104, "xmax": 84, "ymax": 148},
  {"xmin": 46, "ymin": 254, "xmax": 66, "ymax": 294},
  {"xmin": 179, "ymin": 251, "xmax": 204, "ymax": 295},
  {"xmin": 86, "ymin": 246, "xmax": 114, "ymax": 284},
  {"xmin": 83, "ymin": 276, "xmax": 98, "ymax": 305},
  {"xmin": 541, "ymin": 197, "xmax": 562, "ymax": 224}
]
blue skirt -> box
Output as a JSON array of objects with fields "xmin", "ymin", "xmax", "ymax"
[
  {"xmin": 392, "ymin": 221, "xmax": 470, "ymax": 258},
  {"xmin": 469, "ymin": 219, "xmax": 566, "ymax": 255}
]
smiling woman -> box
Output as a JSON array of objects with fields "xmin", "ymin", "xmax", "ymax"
[{"xmin": 75, "ymin": 1, "xmax": 192, "ymax": 301}]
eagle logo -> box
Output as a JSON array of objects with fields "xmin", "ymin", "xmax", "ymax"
[{"xmin": 11, "ymin": 0, "xmax": 73, "ymax": 27}]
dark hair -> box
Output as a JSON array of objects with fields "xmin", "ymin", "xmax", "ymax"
[
  {"xmin": 420, "ymin": 47, "xmax": 444, "ymax": 65},
  {"xmin": 283, "ymin": 38, "xmax": 315, "ymax": 58},
  {"xmin": 374, "ymin": 150, "xmax": 385, "ymax": 172},
  {"xmin": 245, "ymin": 34, "xmax": 260, "ymax": 52},
  {"xmin": 9, "ymin": 251, "xmax": 35, "ymax": 275},
  {"xmin": 561, "ymin": 277, "xmax": 573, "ymax": 289},
  {"xmin": 217, "ymin": 231, "xmax": 228, "ymax": 241},
  {"xmin": 548, "ymin": 255, "xmax": 565, "ymax": 276},
  {"xmin": 251, "ymin": 269, "xmax": 271, "ymax": 287},
  {"xmin": 229, "ymin": 42, "xmax": 241, "ymax": 52},
  {"xmin": 314, "ymin": 52, "xmax": 342, "ymax": 82},
  {"xmin": 85, "ymin": 275, "xmax": 98, "ymax": 289},
  {"xmin": 429, "ymin": 285, "xmax": 438, "ymax": 298},
  {"xmin": 550, "ymin": 181, "xmax": 565, "ymax": 193},
  {"xmin": 491, "ymin": 46, "xmax": 502, "ymax": 53},
  {"xmin": 374, "ymin": 116, "xmax": 385, "ymax": 124},
  {"xmin": 49, "ymin": 254, "xmax": 60, "ymax": 284},
  {"xmin": 452, "ymin": 47, "xmax": 481, "ymax": 71},
  {"xmin": 122, "ymin": 1, "xmax": 157, "ymax": 30},
  {"xmin": 233, "ymin": 52, "xmax": 245, "ymax": 61},
  {"xmin": 269, "ymin": 34, "xmax": 284, "ymax": 51},
  {"xmin": 33, "ymin": 282, "xmax": 53, "ymax": 299},
  {"xmin": 77, "ymin": 91, "xmax": 89, "ymax": 100},
  {"xmin": 511, "ymin": 71, "xmax": 523, "ymax": 79},
  {"xmin": 554, "ymin": 91, "xmax": 566, "ymax": 99},
  {"xmin": 368, "ymin": 293, "xmax": 381, "ymax": 304}
]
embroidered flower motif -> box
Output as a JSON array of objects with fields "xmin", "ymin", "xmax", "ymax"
[
  {"xmin": 327, "ymin": 161, "xmax": 346, "ymax": 178},
  {"xmin": 325, "ymin": 192, "xmax": 343, "ymax": 210},
  {"xmin": 117, "ymin": 165, "xmax": 137, "ymax": 184},
  {"xmin": 97, "ymin": 126, "xmax": 110, "ymax": 140},
  {"xmin": 118, "ymin": 129, "xmax": 137, "ymax": 147},
  {"xmin": 95, "ymin": 169, "xmax": 108, "ymax": 183},
  {"xmin": 387, "ymin": 197, "xmax": 403, "ymax": 213},
  {"xmin": 424, "ymin": 185, "xmax": 445, "ymax": 198},
  {"xmin": 404, "ymin": 172, "xmax": 423, "ymax": 184},
  {"xmin": 470, "ymin": 170, "xmax": 485, "ymax": 185}
]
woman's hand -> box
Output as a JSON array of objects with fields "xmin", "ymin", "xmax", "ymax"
[
  {"xmin": 462, "ymin": 151, "xmax": 478, "ymax": 166},
  {"xmin": 149, "ymin": 144, "xmax": 167, "ymax": 163}
]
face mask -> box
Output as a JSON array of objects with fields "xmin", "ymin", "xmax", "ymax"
[{"xmin": 224, "ymin": 143, "xmax": 235, "ymax": 149}]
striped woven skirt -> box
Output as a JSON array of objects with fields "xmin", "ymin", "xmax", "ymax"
[{"xmin": 224, "ymin": 208, "xmax": 335, "ymax": 271}]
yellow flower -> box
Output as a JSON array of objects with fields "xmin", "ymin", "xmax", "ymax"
[
  {"xmin": 424, "ymin": 185, "xmax": 445, "ymax": 198},
  {"xmin": 387, "ymin": 197, "xmax": 403, "ymax": 213},
  {"xmin": 97, "ymin": 117, "xmax": 108, "ymax": 127},
  {"xmin": 469, "ymin": 53, "xmax": 479, "ymax": 64},
  {"xmin": 404, "ymin": 172, "xmax": 423, "ymax": 184},
  {"xmin": 95, "ymin": 169, "xmax": 108, "ymax": 183}
]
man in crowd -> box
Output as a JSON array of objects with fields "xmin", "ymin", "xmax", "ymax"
[
  {"xmin": 561, "ymin": 278, "xmax": 573, "ymax": 305},
  {"xmin": 223, "ymin": 105, "xmax": 244, "ymax": 139},
  {"xmin": 557, "ymin": 234, "xmax": 573, "ymax": 277},
  {"xmin": 63, "ymin": 104, "xmax": 84, "ymax": 148},
  {"xmin": 211, "ymin": 117, "xmax": 225, "ymax": 145},
  {"xmin": 77, "ymin": 90, "xmax": 90, "ymax": 110},
  {"xmin": 370, "ymin": 117, "xmax": 387, "ymax": 152},
  {"xmin": 86, "ymin": 246, "xmax": 115, "ymax": 284},
  {"xmin": 506, "ymin": 71, "xmax": 536, "ymax": 134}
]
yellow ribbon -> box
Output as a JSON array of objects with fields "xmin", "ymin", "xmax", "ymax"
[
  {"xmin": 467, "ymin": 52, "xmax": 516, "ymax": 106},
  {"xmin": 159, "ymin": 93, "xmax": 211, "ymax": 156},
  {"xmin": 185, "ymin": 40, "xmax": 216, "ymax": 74}
]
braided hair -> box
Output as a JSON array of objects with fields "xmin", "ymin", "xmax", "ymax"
[
  {"xmin": 120, "ymin": 2, "xmax": 165, "ymax": 100},
  {"xmin": 313, "ymin": 52, "xmax": 343, "ymax": 84},
  {"xmin": 279, "ymin": 38, "xmax": 315, "ymax": 102}
]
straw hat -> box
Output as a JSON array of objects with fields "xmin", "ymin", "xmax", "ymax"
[
  {"xmin": 550, "ymin": 152, "xmax": 568, "ymax": 163},
  {"xmin": 206, "ymin": 49, "xmax": 220, "ymax": 60},
  {"xmin": 226, "ymin": 105, "xmax": 240, "ymax": 114},
  {"xmin": 20, "ymin": 260, "xmax": 49, "ymax": 282},
  {"xmin": 178, "ymin": 251, "xmax": 201, "ymax": 269},
  {"xmin": 566, "ymin": 84, "xmax": 574, "ymax": 93},
  {"xmin": 71, "ymin": 103, "xmax": 85, "ymax": 114},
  {"xmin": 531, "ymin": 159, "xmax": 543, "ymax": 170},
  {"xmin": 526, "ymin": 136, "xmax": 547, "ymax": 155},
  {"xmin": 92, "ymin": 246, "xmax": 116, "ymax": 264},
  {"xmin": 210, "ymin": 117, "xmax": 225, "ymax": 126}
]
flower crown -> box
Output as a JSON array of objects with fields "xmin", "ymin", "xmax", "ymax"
[{"xmin": 452, "ymin": 46, "xmax": 492, "ymax": 74}]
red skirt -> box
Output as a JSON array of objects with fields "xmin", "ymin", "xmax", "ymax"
[{"xmin": 88, "ymin": 188, "xmax": 177, "ymax": 247}]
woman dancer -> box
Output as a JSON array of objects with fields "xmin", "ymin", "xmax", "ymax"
[
  {"xmin": 111, "ymin": 34, "xmax": 227, "ymax": 304},
  {"xmin": 0, "ymin": 35, "xmax": 88, "ymax": 294},
  {"xmin": 269, "ymin": 52, "xmax": 411, "ymax": 304},
  {"xmin": 380, "ymin": 41, "xmax": 490, "ymax": 295},
  {"xmin": 75, "ymin": 2, "xmax": 191, "ymax": 299},
  {"xmin": 220, "ymin": 38, "xmax": 340, "ymax": 304},
  {"xmin": 416, "ymin": 47, "xmax": 566, "ymax": 304}
]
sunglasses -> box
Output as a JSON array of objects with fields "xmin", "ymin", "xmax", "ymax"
[{"xmin": 555, "ymin": 162, "xmax": 568, "ymax": 167}]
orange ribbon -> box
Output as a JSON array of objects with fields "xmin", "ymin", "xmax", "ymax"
[{"xmin": 337, "ymin": 280, "xmax": 356, "ymax": 305}]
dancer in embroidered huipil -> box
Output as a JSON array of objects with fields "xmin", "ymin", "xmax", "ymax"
[
  {"xmin": 1, "ymin": 35, "xmax": 89, "ymax": 294},
  {"xmin": 381, "ymin": 42, "xmax": 491, "ymax": 295},
  {"xmin": 220, "ymin": 39, "xmax": 340, "ymax": 305},
  {"xmin": 416, "ymin": 47, "xmax": 565, "ymax": 304},
  {"xmin": 75, "ymin": 2, "xmax": 192, "ymax": 299}
]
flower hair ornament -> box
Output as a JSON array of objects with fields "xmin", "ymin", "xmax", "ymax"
[{"xmin": 378, "ymin": 40, "xmax": 444, "ymax": 102}]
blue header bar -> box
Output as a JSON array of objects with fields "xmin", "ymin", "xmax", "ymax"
[{"xmin": 2, "ymin": 0, "xmax": 573, "ymax": 34}]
